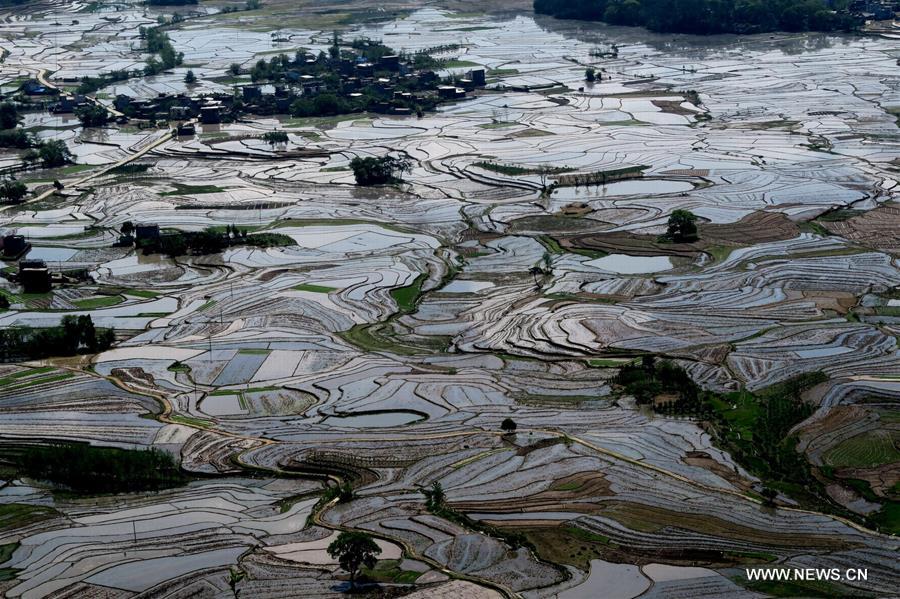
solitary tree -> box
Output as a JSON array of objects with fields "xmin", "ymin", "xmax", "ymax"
[
  {"xmin": 184, "ymin": 70, "xmax": 197, "ymax": 84},
  {"xmin": 121, "ymin": 221, "xmax": 135, "ymax": 236},
  {"xmin": 229, "ymin": 62, "xmax": 241, "ymax": 76},
  {"xmin": 501, "ymin": 417, "xmax": 517, "ymax": 433},
  {"xmin": 421, "ymin": 480, "xmax": 446, "ymax": 510},
  {"xmin": 665, "ymin": 209, "xmax": 698, "ymax": 243},
  {"xmin": 585, "ymin": 67, "xmax": 596, "ymax": 82},
  {"xmin": 327, "ymin": 531, "xmax": 381, "ymax": 590}
]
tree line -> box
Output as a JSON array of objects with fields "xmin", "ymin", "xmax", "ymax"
[
  {"xmin": 0, "ymin": 315, "xmax": 114, "ymax": 361},
  {"xmin": 4, "ymin": 444, "xmax": 186, "ymax": 494},
  {"xmin": 534, "ymin": 0, "xmax": 860, "ymax": 34}
]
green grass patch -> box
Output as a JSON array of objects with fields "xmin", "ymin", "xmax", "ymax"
[
  {"xmin": 0, "ymin": 372, "xmax": 75, "ymax": 392},
  {"xmin": 444, "ymin": 59, "xmax": 480, "ymax": 68},
  {"xmin": 0, "ymin": 504, "xmax": 58, "ymax": 533},
  {"xmin": 124, "ymin": 289, "xmax": 160, "ymax": 299},
  {"xmin": 360, "ymin": 559, "xmax": 422, "ymax": 584},
  {"xmin": 391, "ymin": 273, "xmax": 426, "ymax": 313},
  {"xmin": 169, "ymin": 414, "xmax": 213, "ymax": 428},
  {"xmin": 817, "ymin": 209, "xmax": 864, "ymax": 222},
  {"xmin": 238, "ymin": 348, "xmax": 270, "ymax": 355},
  {"xmin": 71, "ymin": 295, "xmax": 124, "ymax": 309},
  {"xmin": 293, "ymin": 283, "xmax": 337, "ymax": 293},
  {"xmin": 868, "ymin": 501, "xmax": 900, "ymax": 535},
  {"xmin": 478, "ymin": 121, "xmax": 518, "ymax": 129},
  {"xmin": 823, "ymin": 431, "xmax": 900, "ymax": 469}
]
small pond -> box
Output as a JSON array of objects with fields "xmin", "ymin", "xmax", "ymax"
[{"xmin": 586, "ymin": 254, "xmax": 673, "ymax": 274}]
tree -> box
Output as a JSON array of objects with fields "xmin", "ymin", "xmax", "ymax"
[
  {"xmin": 327, "ymin": 531, "xmax": 381, "ymax": 590},
  {"xmin": 665, "ymin": 209, "xmax": 698, "ymax": 243},
  {"xmin": 37, "ymin": 140, "xmax": 74, "ymax": 168},
  {"xmin": 0, "ymin": 177, "xmax": 27, "ymax": 203},
  {"xmin": 0, "ymin": 102, "xmax": 19, "ymax": 130},
  {"xmin": 761, "ymin": 487, "xmax": 778, "ymax": 507},
  {"xmin": 421, "ymin": 480, "xmax": 446, "ymax": 510},
  {"xmin": 585, "ymin": 67, "xmax": 596, "ymax": 82},
  {"xmin": 229, "ymin": 62, "xmax": 241, "ymax": 76},
  {"xmin": 121, "ymin": 221, "xmax": 134, "ymax": 236},
  {"xmin": 184, "ymin": 70, "xmax": 197, "ymax": 84},
  {"xmin": 501, "ymin": 417, "xmax": 517, "ymax": 433}
]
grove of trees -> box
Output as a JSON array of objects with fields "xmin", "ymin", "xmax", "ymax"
[
  {"xmin": 10, "ymin": 444, "xmax": 186, "ymax": 493},
  {"xmin": 349, "ymin": 155, "xmax": 411, "ymax": 186},
  {"xmin": 534, "ymin": 0, "xmax": 861, "ymax": 34},
  {"xmin": 0, "ymin": 315, "xmax": 115, "ymax": 360}
]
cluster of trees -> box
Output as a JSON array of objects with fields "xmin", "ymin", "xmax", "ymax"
[
  {"xmin": 349, "ymin": 155, "xmax": 411, "ymax": 186},
  {"xmin": 0, "ymin": 177, "xmax": 27, "ymax": 203},
  {"xmin": 0, "ymin": 128, "xmax": 34, "ymax": 149},
  {"xmin": 23, "ymin": 139, "xmax": 74, "ymax": 169},
  {"xmin": 615, "ymin": 356, "xmax": 701, "ymax": 408},
  {"xmin": 76, "ymin": 104, "xmax": 109, "ymax": 127},
  {"xmin": 10, "ymin": 444, "xmax": 186, "ymax": 494},
  {"xmin": 0, "ymin": 315, "xmax": 114, "ymax": 360},
  {"xmin": 0, "ymin": 102, "xmax": 19, "ymax": 129},
  {"xmin": 262, "ymin": 130, "xmax": 289, "ymax": 145},
  {"xmin": 76, "ymin": 69, "xmax": 132, "ymax": 95},
  {"xmin": 140, "ymin": 25, "xmax": 184, "ymax": 75},
  {"xmin": 142, "ymin": 226, "xmax": 295, "ymax": 257},
  {"xmin": 534, "ymin": 0, "xmax": 861, "ymax": 34}
]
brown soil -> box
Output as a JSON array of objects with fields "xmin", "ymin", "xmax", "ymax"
[
  {"xmin": 821, "ymin": 203, "xmax": 900, "ymax": 255},
  {"xmin": 560, "ymin": 210, "xmax": 799, "ymax": 258},
  {"xmin": 683, "ymin": 451, "xmax": 755, "ymax": 493},
  {"xmin": 451, "ymin": 471, "xmax": 613, "ymax": 514}
]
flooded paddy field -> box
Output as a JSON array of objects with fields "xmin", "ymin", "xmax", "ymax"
[{"xmin": 1, "ymin": 0, "xmax": 899, "ymax": 597}]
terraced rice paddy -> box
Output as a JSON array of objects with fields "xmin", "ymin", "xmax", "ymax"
[{"xmin": 1, "ymin": 0, "xmax": 899, "ymax": 597}]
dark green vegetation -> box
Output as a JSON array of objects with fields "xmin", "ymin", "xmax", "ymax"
[
  {"xmin": 3, "ymin": 444, "xmax": 187, "ymax": 494},
  {"xmin": 0, "ymin": 177, "xmax": 27, "ymax": 203},
  {"xmin": 23, "ymin": 139, "xmax": 75, "ymax": 169},
  {"xmin": 422, "ymin": 481, "xmax": 534, "ymax": 550},
  {"xmin": 0, "ymin": 315, "xmax": 114, "ymax": 360},
  {"xmin": 76, "ymin": 104, "xmax": 109, "ymax": 128},
  {"xmin": 140, "ymin": 25, "xmax": 184, "ymax": 76},
  {"xmin": 0, "ymin": 129, "xmax": 33, "ymax": 149},
  {"xmin": 327, "ymin": 531, "xmax": 382, "ymax": 590},
  {"xmin": 534, "ymin": 0, "xmax": 861, "ymax": 34},
  {"xmin": 262, "ymin": 130, "xmax": 289, "ymax": 145},
  {"xmin": 350, "ymin": 155, "xmax": 411, "ymax": 186},
  {"xmin": 662, "ymin": 209, "xmax": 699, "ymax": 243},
  {"xmin": 0, "ymin": 504, "xmax": 57, "ymax": 533},
  {"xmin": 474, "ymin": 161, "xmax": 575, "ymax": 177},
  {"xmin": 139, "ymin": 226, "xmax": 295, "ymax": 257},
  {"xmin": 616, "ymin": 359, "xmax": 898, "ymax": 533},
  {"xmin": 0, "ymin": 102, "xmax": 19, "ymax": 129}
]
